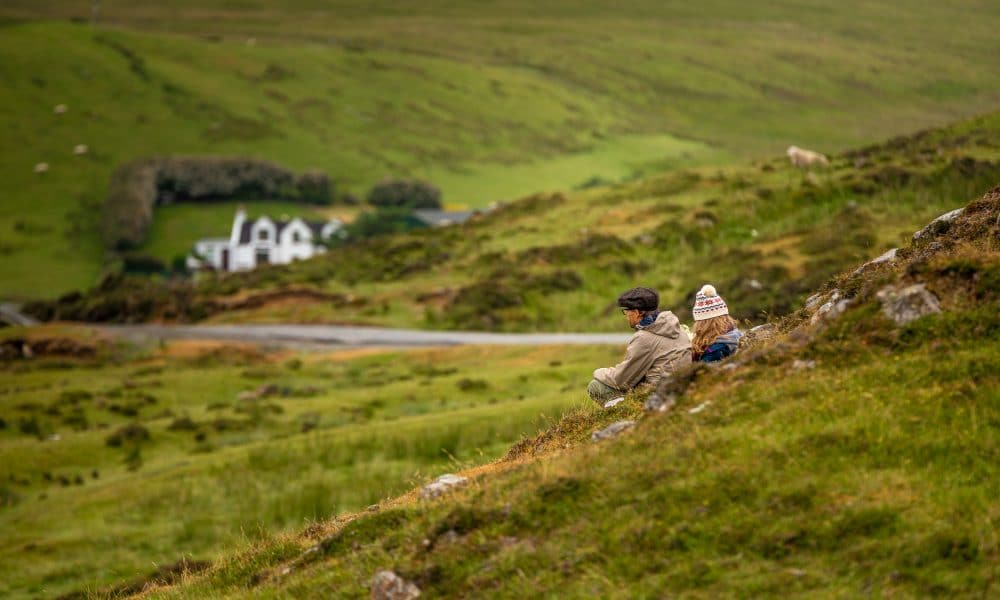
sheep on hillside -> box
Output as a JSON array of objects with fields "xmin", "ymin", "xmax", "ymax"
[
  {"xmin": 73, "ymin": 144, "xmax": 89, "ymax": 155},
  {"xmin": 786, "ymin": 145, "xmax": 829, "ymax": 168},
  {"xmin": 34, "ymin": 162, "xmax": 49, "ymax": 173}
]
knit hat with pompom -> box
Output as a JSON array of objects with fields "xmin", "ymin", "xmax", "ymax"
[{"xmin": 693, "ymin": 284, "xmax": 729, "ymax": 321}]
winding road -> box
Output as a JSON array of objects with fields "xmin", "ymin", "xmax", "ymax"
[{"xmin": 98, "ymin": 323, "xmax": 631, "ymax": 349}]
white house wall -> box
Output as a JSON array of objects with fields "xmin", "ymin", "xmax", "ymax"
[{"xmin": 191, "ymin": 210, "xmax": 340, "ymax": 272}]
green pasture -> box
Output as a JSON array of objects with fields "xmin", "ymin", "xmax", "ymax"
[
  {"xmin": 145, "ymin": 212, "xmax": 1000, "ymax": 598},
  {"xmin": 2, "ymin": 0, "xmax": 999, "ymax": 299},
  {"xmin": 0, "ymin": 337, "xmax": 618, "ymax": 598}
]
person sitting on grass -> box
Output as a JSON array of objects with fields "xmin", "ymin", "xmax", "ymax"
[
  {"xmin": 691, "ymin": 284, "xmax": 743, "ymax": 362},
  {"xmin": 588, "ymin": 287, "xmax": 692, "ymax": 405}
]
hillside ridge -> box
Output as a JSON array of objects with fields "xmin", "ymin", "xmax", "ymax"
[{"xmin": 131, "ymin": 187, "xmax": 999, "ymax": 598}]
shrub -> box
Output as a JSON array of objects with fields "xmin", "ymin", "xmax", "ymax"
[
  {"xmin": 105, "ymin": 423, "xmax": 151, "ymax": 447},
  {"xmin": 294, "ymin": 170, "xmax": 332, "ymax": 205},
  {"xmin": 101, "ymin": 157, "xmax": 332, "ymax": 249},
  {"xmin": 367, "ymin": 178, "xmax": 442, "ymax": 209}
]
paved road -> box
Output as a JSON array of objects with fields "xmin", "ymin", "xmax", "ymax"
[
  {"xmin": 99, "ymin": 324, "xmax": 631, "ymax": 349},
  {"xmin": 0, "ymin": 303, "xmax": 38, "ymax": 326}
]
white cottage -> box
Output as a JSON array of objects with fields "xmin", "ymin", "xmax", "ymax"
[{"xmin": 187, "ymin": 207, "xmax": 342, "ymax": 272}]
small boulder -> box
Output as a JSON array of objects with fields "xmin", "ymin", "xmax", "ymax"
[
  {"xmin": 419, "ymin": 473, "xmax": 467, "ymax": 500},
  {"xmin": 602, "ymin": 397, "xmax": 625, "ymax": 409},
  {"xmin": 688, "ymin": 401, "xmax": 712, "ymax": 414},
  {"xmin": 852, "ymin": 248, "xmax": 898, "ymax": 276},
  {"xmin": 876, "ymin": 283, "xmax": 942, "ymax": 326},
  {"xmin": 371, "ymin": 570, "xmax": 421, "ymax": 600},
  {"xmin": 644, "ymin": 393, "xmax": 676, "ymax": 413},
  {"xmin": 791, "ymin": 359, "xmax": 816, "ymax": 370},
  {"xmin": 913, "ymin": 208, "xmax": 964, "ymax": 242},
  {"xmin": 591, "ymin": 420, "xmax": 636, "ymax": 441}
]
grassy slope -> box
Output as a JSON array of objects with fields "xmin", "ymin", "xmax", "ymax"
[
  {"xmin": 55, "ymin": 111, "xmax": 998, "ymax": 332},
  {"xmin": 0, "ymin": 335, "xmax": 618, "ymax": 599},
  {"xmin": 145, "ymin": 190, "xmax": 1000, "ymax": 599},
  {"xmin": 2, "ymin": 1, "xmax": 999, "ymax": 298}
]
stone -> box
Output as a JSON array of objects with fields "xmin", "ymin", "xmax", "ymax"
[
  {"xmin": 852, "ymin": 247, "xmax": 898, "ymax": 276},
  {"xmin": 876, "ymin": 283, "xmax": 942, "ymax": 326},
  {"xmin": 688, "ymin": 401, "xmax": 712, "ymax": 414},
  {"xmin": 371, "ymin": 570, "xmax": 421, "ymax": 600},
  {"xmin": 644, "ymin": 393, "xmax": 676, "ymax": 413},
  {"xmin": 591, "ymin": 420, "xmax": 636, "ymax": 441},
  {"xmin": 791, "ymin": 359, "xmax": 816, "ymax": 370},
  {"xmin": 602, "ymin": 396, "xmax": 625, "ymax": 409},
  {"xmin": 419, "ymin": 473, "xmax": 467, "ymax": 500},
  {"xmin": 913, "ymin": 208, "xmax": 964, "ymax": 242},
  {"xmin": 811, "ymin": 293, "xmax": 852, "ymax": 324}
]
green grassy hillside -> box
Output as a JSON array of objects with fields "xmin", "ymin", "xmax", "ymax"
[
  {"xmin": 2, "ymin": 1, "xmax": 999, "ymax": 299},
  {"xmin": 0, "ymin": 333, "xmax": 617, "ymax": 599},
  {"xmin": 138, "ymin": 187, "xmax": 1000, "ymax": 598},
  {"xmin": 33, "ymin": 111, "xmax": 1000, "ymax": 333}
]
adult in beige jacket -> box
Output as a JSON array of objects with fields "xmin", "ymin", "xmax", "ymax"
[{"xmin": 588, "ymin": 287, "xmax": 692, "ymax": 405}]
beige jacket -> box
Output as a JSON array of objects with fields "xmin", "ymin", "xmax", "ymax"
[{"xmin": 593, "ymin": 311, "xmax": 691, "ymax": 391}]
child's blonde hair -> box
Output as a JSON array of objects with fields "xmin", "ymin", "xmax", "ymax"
[{"xmin": 692, "ymin": 314, "xmax": 737, "ymax": 354}]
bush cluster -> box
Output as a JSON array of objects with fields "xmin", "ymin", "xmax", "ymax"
[
  {"xmin": 101, "ymin": 157, "xmax": 333, "ymax": 250},
  {"xmin": 367, "ymin": 178, "xmax": 442, "ymax": 209}
]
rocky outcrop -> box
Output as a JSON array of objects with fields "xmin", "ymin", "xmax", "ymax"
[
  {"xmin": 371, "ymin": 570, "xmax": 421, "ymax": 600},
  {"xmin": 876, "ymin": 283, "xmax": 942, "ymax": 326},
  {"xmin": 419, "ymin": 474, "xmax": 468, "ymax": 500},
  {"xmin": 591, "ymin": 420, "xmax": 636, "ymax": 441},
  {"xmin": 913, "ymin": 208, "xmax": 964, "ymax": 242}
]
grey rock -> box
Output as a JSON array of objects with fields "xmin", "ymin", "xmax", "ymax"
[
  {"xmin": 791, "ymin": 359, "xmax": 816, "ymax": 370},
  {"xmin": 804, "ymin": 293, "xmax": 823, "ymax": 309},
  {"xmin": 913, "ymin": 208, "xmax": 964, "ymax": 242},
  {"xmin": 852, "ymin": 247, "xmax": 898, "ymax": 276},
  {"xmin": 811, "ymin": 294, "xmax": 852, "ymax": 324},
  {"xmin": 603, "ymin": 396, "xmax": 625, "ymax": 409},
  {"xmin": 371, "ymin": 570, "xmax": 421, "ymax": 600},
  {"xmin": 688, "ymin": 401, "xmax": 712, "ymax": 414},
  {"xmin": 644, "ymin": 393, "xmax": 676, "ymax": 413},
  {"xmin": 591, "ymin": 420, "xmax": 636, "ymax": 441},
  {"xmin": 876, "ymin": 283, "xmax": 942, "ymax": 326},
  {"xmin": 419, "ymin": 473, "xmax": 467, "ymax": 500}
]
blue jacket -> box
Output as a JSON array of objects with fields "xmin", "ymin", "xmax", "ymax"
[{"xmin": 698, "ymin": 328, "xmax": 742, "ymax": 363}]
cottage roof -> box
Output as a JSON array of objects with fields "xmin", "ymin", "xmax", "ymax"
[{"xmin": 238, "ymin": 217, "xmax": 328, "ymax": 244}]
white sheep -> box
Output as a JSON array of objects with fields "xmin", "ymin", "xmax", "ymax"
[
  {"xmin": 73, "ymin": 144, "xmax": 89, "ymax": 155},
  {"xmin": 54, "ymin": 104, "xmax": 67, "ymax": 114},
  {"xmin": 786, "ymin": 145, "xmax": 829, "ymax": 168},
  {"xmin": 34, "ymin": 162, "xmax": 49, "ymax": 173}
]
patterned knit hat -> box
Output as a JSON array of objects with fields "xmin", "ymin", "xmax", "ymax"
[{"xmin": 693, "ymin": 284, "xmax": 728, "ymax": 321}]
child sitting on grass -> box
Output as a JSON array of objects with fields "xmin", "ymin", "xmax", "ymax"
[{"xmin": 691, "ymin": 284, "xmax": 742, "ymax": 362}]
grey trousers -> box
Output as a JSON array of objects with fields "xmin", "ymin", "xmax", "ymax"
[{"xmin": 587, "ymin": 379, "xmax": 622, "ymax": 404}]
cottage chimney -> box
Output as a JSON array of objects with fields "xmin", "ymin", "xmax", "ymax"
[{"xmin": 231, "ymin": 206, "xmax": 248, "ymax": 244}]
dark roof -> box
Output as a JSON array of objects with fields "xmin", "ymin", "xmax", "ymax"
[
  {"xmin": 411, "ymin": 209, "xmax": 478, "ymax": 227},
  {"xmin": 238, "ymin": 217, "xmax": 329, "ymax": 244}
]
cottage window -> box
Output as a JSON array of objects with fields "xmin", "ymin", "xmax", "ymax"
[
  {"xmin": 258, "ymin": 229, "xmax": 268, "ymax": 241},
  {"xmin": 255, "ymin": 249, "xmax": 270, "ymax": 265},
  {"xmin": 292, "ymin": 231, "xmax": 301, "ymax": 243}
]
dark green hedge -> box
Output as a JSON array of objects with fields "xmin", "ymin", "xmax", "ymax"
[{"xmin": 101, "ymin": 157, "xmax": 333, "ymax": 250}]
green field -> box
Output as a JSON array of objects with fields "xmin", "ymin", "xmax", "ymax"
[
  {"xmin": 36, "ymin": 111, "xmax": 1000, "ymax": 334},
  {"xmin": 143, "ymin": 187, "xmax": 1000, "ymax": 598},
  {"xmin": 0, "ymin": 331, "xmax": 620, "ymax": 598},
  {"xmin": 2, "ymin": 1, "xmax": 999, "ymax": 298}
]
